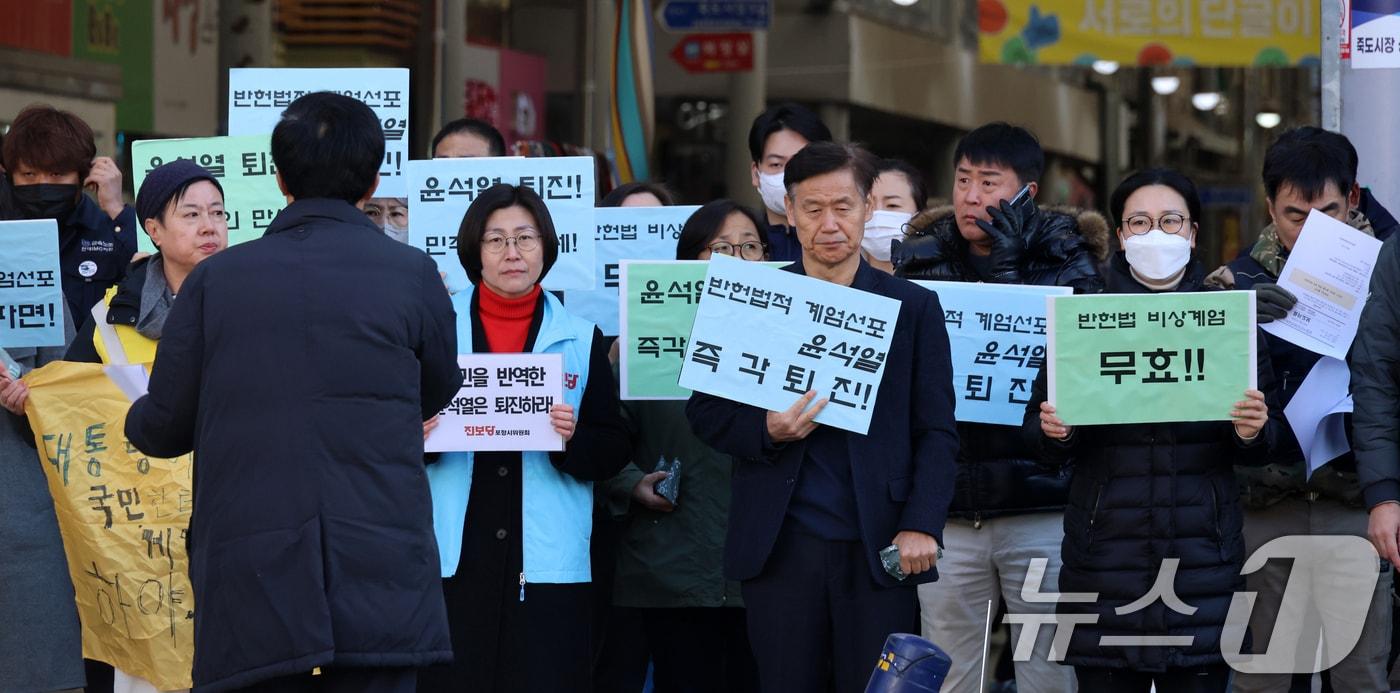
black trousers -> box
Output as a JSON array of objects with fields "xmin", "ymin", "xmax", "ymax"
[
  {"xmin": 741, "ymin": 527, "xmax": 918, "ymax": 693},
  {"xmin": 1074, "ymin": 664, "xmax": 1231, "ymax": 693},
  {"xmin": 417, "ymin": 453, "xmax": 593, "ymax": 693},
  {"xmin": 233, "ymin": 667, "xmax": 417, "ymax": 693},
  {"xmin": 593, "ymin": 606, "xmax": 760, "ymax": 693}
]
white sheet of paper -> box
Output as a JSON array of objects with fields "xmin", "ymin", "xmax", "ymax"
[
  {"xmin": 103, "ymin": 364, "xmax": 150, "ymax": 403},
  {"xmin": 425, "ymin": 353, "xmax": 565, "ymax": 453},
  {"xmin": 1262, "ymin": 210, "xmax": 1383, "ymax": 360},
  {"xmin": 1283, "ymin": 356, "xmax": 1354, "ymax": 478}
]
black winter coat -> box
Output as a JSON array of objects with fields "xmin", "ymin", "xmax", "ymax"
[
  {"xmin": 1024, "ymin": 253, "xmax": 1280, "ymax": 672},
  {"xmin": 125, "ymin": 200, "xmax": 463, "ymax": 691},
  {"xmin": 891, "ymin": 207, "xmax": 1108, "ymax": 519}
]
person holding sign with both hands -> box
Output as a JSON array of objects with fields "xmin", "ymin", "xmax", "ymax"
[
  {"xmin": 686, "ymin": 142, "xmax": 959, "ymax": 693},
  {"xmin": 1032, "ymin": 168, "xmax": 1277, "ymax": 693},
  {"xmin": 420, "ymin": 183, "xmax": 629, "ymax": 693}
]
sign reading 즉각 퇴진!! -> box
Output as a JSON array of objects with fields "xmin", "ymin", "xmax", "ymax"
[{"xmin": 426, "ymin": 353, "xmax": 566, "ymax": 453}]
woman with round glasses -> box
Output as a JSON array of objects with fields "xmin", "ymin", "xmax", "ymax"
[
  {"xmin": 420, "ymin": 183, "xmax": 630, "ymax": 692},
  {"xmin": 1030, "ymin": 168, "xmax": 1276, "ymax": 692},
  {"xmin": 601, "ymin": 199, "xmax": 769, "ymax": 692}
]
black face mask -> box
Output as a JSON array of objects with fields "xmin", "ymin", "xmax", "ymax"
[{"xmin": 12, "ymin": 184, "xmax": 80, "ymax": 222}]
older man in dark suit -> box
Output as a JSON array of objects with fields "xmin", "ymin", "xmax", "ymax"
[{"xmin": 687, "ymin": 141, "xmax": 959, "ymax": 693}]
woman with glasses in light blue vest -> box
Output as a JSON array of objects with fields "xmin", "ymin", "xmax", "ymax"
[{"xmin": 419, "ymin": 183, "xmax": 630, "ymax": 693}]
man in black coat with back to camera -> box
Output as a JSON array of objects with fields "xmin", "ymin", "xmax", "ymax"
[{"xmin": 124, "ymin": 93, "xmax": 463, "ymax": 692}]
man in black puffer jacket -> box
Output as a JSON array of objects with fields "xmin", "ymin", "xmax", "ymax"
[{"xmin": 891, "ymin": 123, "xmax": 1106, "ymax": 692}]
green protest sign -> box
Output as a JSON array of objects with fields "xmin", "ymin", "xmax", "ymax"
[
  {"xmin": 1048, "ymin": 290, "xmax": 1256, "ymax": 426},
  {"xmin": 619, "ymin": 260, "xmax": 707, "ymax": 400},
  {"xmin": 619, "ymin": 259, "xmax": 785, "ymax": 400},
  {"xmin": 131, "ymin": 136, "xmax": 286, "ymax": 253}
]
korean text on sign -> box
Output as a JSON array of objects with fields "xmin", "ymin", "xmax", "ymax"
[
  {"xmin": 0, "ymin": 219, "xmax": 65, "ymax": 348},
  {"xmin": 132, "ymin": 135, "xmax": 289, "ymax": 252},
  {"xmin": 565, "ymin": 205, "xmax": 699, "ymax": 336},
  {"xmin": 406, "ymin": 157, "xmax": 597, "ymax": 293},
  {"xmin": 915, "ymin": 281, "xmax": 1071, "ymax": 426},
  {"xmin": 1047, "ymin": 290, "xmax": 1256, "ymax": 426},
  {"xmin": 227, "ymin": 68, "xmax": 410, "ymax": 196},
  {"xmin": 24, "ymin": 362, "xmax": 195, "ymax": 690},
  {"xmin": 677, "ymin": 254, "xmax": 900, "ymax": 434},
  {"xmin": 426, "ymin": 353, "xmax": 565, "ymax": 453}
]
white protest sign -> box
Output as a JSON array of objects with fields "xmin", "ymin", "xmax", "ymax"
[
  {"xmin": 677, "ymin": 254, "xmax": 900, "ymax": 434},
  {"xmin": 227, "ymin": 68, "xmax": 410, "ymax": 196},
  {"xmin": 426, "ymin": 353, "xmax": 564, "ymax": 453},
  {"xmin": 565, "ymin": 205, "xmax": 699, "ymax": 335},
  {"xmin": 406, "ymin": 157, "xmax": 597, "ymax": 293}
]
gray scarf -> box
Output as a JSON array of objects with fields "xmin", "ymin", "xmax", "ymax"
[{"xmin": 135, "ymin": 258, "xmax": 176, "ymax": 340}]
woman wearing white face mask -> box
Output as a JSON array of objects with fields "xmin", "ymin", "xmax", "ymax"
[
  {"xmin": 1030, "ymin": 168, "xmax": 1279, "ymax": 693},
  {"xmin": 862, "ymin": 159, "xmax": 927, "ymax": 274}
]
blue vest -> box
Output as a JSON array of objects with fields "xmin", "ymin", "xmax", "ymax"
[{"xmin": 427, "ymin": 287, "xmax": 597, "ymax": 585}]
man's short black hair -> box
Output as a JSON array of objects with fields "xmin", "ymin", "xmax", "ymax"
[
  {"xmin": 271, "ymin": 92, "xmax": 384, "ymax": 204},
  {"xmin": 747, "ymin": 103, "xmax": 832, "ymax": 164},
  {"xmin": 456, "ymin": 183, "xmax": 560, "ymax": 286},
  {"xmin": 877, "ymin": 158, "xmax": 929, "ymax": 211},
  {"xmin": 432, "ymin": 117, "xmax": 507, "ymax": 157},
  {"xmin": 953, "ymin": 122, "xmax": 1045, "ymax": 185},
  {"xmin": 1263, "ymin": 127, "xmax": 1358, "ymax": 202},
  {"xmin": 783, "ymin": 142, "xmax": 878, "ymax": 199}
]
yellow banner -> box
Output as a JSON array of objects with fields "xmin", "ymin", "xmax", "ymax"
[
  {"xmin": 23, "ymin": 362, "xmax": 194, "ymax": 691},
  {"xmin": 978, "ymin": 0, "xmax": 1319, "ymax": 66}
]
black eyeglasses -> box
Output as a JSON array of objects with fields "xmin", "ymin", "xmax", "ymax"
[
  {"xmin": 1123, "ymin": 213, "xmax": 1191, "ymax": 236},
  {"xmin": 707, "ymin": 241, "xmax": 767, "ymax": 260}
]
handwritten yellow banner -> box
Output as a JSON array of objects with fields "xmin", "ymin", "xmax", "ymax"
[
  {"xmin": 24, "ymin": 362, "xmax": 193, "ymax": 690},
  {"xmin": 978, "ymin": 0, "xmax": 1319, "ymax": 66}
]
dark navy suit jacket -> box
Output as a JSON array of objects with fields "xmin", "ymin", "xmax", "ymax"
[{"xmin": 686, "ymin": 258, "xmax": 960, "ymax": 588}]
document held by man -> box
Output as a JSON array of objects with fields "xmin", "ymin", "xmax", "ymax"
[{"xmin": 1262, "ymin": 209, "xmax": 1383, "ymax": 360}]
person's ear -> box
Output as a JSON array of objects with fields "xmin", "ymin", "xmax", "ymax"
[
  {"xmin": 1190, "ymin": 222, "xmax": 1199, "ymax": 249},
  {"xmin": 864, "ymin": 192, "xmax": 876, "ymax": 224},
  {"xmin": 785, "ymin": 195, "xmax": 797, "ymax": 228},
  {"xmin": 360, "ymin": 174, "xmax": 382, "ymax": 204},
  {"xmin": 1349, "ymin": 182, "xmax": 1362, "ymax": 209},
  {"xmin": 143, "ymin": 218, "xmax": 162, "ymax": 248},
  {"xmin": 275, "ymin": 171, "xmax": 291, "ymax": 204},
  {"xmin": 751, "ymin": 162, "xmax": 761, "ymax": 190},
  {"xmin": 1027, "ymin": 181, "xmax": 1040, "ymax": 199}
]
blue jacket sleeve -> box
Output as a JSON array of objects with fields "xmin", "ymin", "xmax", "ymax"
[
  {"xmin": 897, "ymin": 289, "xmax": 960, "ymax": 540},
  {"xmin": 124, "ymin": 261, "xmax": 206, "ymax": 458}
]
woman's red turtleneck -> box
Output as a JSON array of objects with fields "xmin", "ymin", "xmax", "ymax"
[{"xmin": 478, "ymin": 283, "xmax": 540, "ymax": 353}]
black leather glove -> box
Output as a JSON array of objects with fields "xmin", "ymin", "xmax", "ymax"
[
  {"xmin": 975, "ymin": 199, "xmax": 1036, "ymax": 283},
  {"xmin": 1255, "ymin": 282, "xmax": 1298, "ymax": 323}
]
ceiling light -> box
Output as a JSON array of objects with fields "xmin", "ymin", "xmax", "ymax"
[
  {"xmin": 1191, "ymin": 92, "xmax": 1222, "ymax": 111},
  {"xmin": 1255, "ymin": 112, "xmax": 1282, "ymax": 128},
  {"xmin": 1151, "ymin": 76, "xmax": 1181, "ymax": 95},
  {"xmin": 1091, "ymin": 60, "xmax": 1119, "ymax": 75}
]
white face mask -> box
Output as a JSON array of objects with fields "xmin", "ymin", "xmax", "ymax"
[
  {"xmin": 1123, "ymin": 230, "xmax": 1192, "ymax": 280},
  {"xmin": 757, "ymin": 170, "xmax": 788, "ymax": 217},
  {"xmin": 384, "ymin": 221, "xmax": 409, "ymax": 244},
  {"xmin": 861, "ymin": 210, "xmax": 912, "ymax": 262}
]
